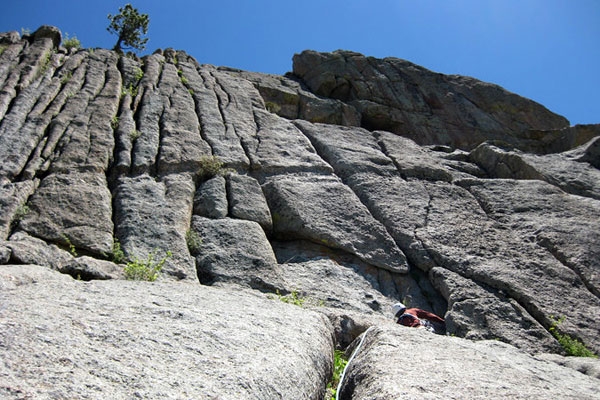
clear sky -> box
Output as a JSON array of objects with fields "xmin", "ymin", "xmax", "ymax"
[{"xmin": 1, "ymin": 0, "xmax": 598, "ymax": 125}]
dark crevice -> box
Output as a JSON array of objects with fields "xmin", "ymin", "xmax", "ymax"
[
  {"xmin": 188, "ymin": 74, "xmax": 211, "ymax": 155},
  {"xmin": 210, "ymin": 71, "xmax": 233, "ymax": 147}
]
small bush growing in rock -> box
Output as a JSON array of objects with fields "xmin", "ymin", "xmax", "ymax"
[
  {"xmin": 37, "ymin": 50, "xmax": 54, "ymax": 79},
  {"xmin": 13, "ymin": 203, "xmax": 29, "ymax": 225},
  {"xmin": 326, "ymin": 349, "xmax": 348, "ymax": 399},
  {"xmin": 121, "ymin": 83, "xmax": 138, "ymax": 98},
  {"xmin": 124, "ymin": 250, "xmax": 171, "ymax": 281},
  {"xmin": 133, "ymin": 66, "xmax": 144, "ymax": 83},
  {"xmin": 111, "ymin": 239, "xmax": 126, "ymax": 264},
  {"xmin": 60, "ymin": 71, "xmax": 72, "ymax": 84},
  {"xmin": 130, "ymin": 129, "xmax": 142, "ymax": 141},
  {"xmin": 177, "ymin": 69, "xmax": 188, "ymax": 85},
  {"xmin": 265, "ymin": 101, "xmax": 281, "ymax": 113},
  {"xmin": 276, "ymin": 289, "xmax": 305, "ymax": 307},
  {"xmin": 269, "ymin": 289, "xmax": 324, "ymax": 308},
  {"xmin": 198, "ymin": 155, "xmax": 224, "ymax": 180},
  {"xmin": 63, "ymin": 33, "xmax": 81, "ymax": 51},
  {"xmin": 111, "ymin": 115, "xmax": 120, "ymax": 130},
  {"xmin": 549, "ymin": 316, "xmax": 597, "ymax": 358},
  {"xmin": 61, "ymin": 235, "xmax": 77, "ymax": 257},
  {"xmin": 186, "ymin": 230, "xmax": 202, "ymax": 254}
]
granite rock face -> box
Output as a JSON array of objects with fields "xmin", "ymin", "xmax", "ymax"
[
  {"xmin": 338, "ymin": 326, "xmax": 600, "ymax": 400},
  {"xmin": 291, "ymin": 50, "xmax": 571, "ymax": 152},
  {"xmin": 0, "ymin": 265, "xmax": 333, "ymax": 399},
  {"xmin": 1, "ymin": 26, "xmax": 599, "ymax": 398}
]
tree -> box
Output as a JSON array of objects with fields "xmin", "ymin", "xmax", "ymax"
[{"xmin": 107, "ymin": 4, "xmax": 149, "ymax": 54}]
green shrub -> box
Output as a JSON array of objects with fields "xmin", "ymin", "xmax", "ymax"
[
  {"xmin": 198, "ymin": 155, "xmax": 224, "ymax": 179},
  {"xmin": 37, "ymin": 50, "xmax": 54, "ymax": 79},
  {"xmin": 14, "ymin": 203, "xmax": 29, "ymax": 221},
  {"xmin": 134, "ymin": 66, "xmax": 144, "ymax": 83},
  {"xmin": 121, "ymin": 83, "xmax": 138, "ymax": 98},
  {"xmin": 130, "ymin": 129, "xmax": 142, "ymax": 141},
  {"xmin": 549, "ymin": 316, "xmax": 597, "ymax": 358},
  {"xmin": 0, "ymin": 45, "xmax": 7, "ymax": 57},
  {"xmin": 178, "ymin": 70, "xmax": 188, "ymax": 85},
  {"xmin": 61, "ymin": 234, "xmax": 77, "ymax": 257},
  {"xmin": 271, "ymin": 289, "xmax": 325, "ymax": 307},
  {"xmin": 276, "ymin": 289, "xmax": 305, "ymax": 307},
  {"xmin": 326, "ymin": 349, "xmax": 348, "ymax": 399},
  {"xmin": 11, "ymin": 203, "xmax": 29, "ymax": 228},
  {"xmin": 111, "ymin": 115, "xmax": 120, "ymax": 130},
  {"xmin": 111, "ymin": 239, "xmax": 126, "ymax": 264},
  {"xmin": 63, "ymin": 33, "xmax": 81, "ymax": 51},
  {"xmin": 186, "ymin": 230, "xmax": 202, "ymax": 254},
  {"xmin": 60, "ymin": 71, "xmax": 72, "ymax": 84},
  {"xmin": 124, "ymin": 250, "xmax": 172, "ymax": 281}
]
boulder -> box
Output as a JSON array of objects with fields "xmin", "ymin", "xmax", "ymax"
[
  {"xmin": 19, "ymin": 172, "xmax": 114, "ymax": 256},
  {"xmin": 59, "ymin": 256, "xmax": 125, "ymax": 280},
  {"xmin": 32, "ymin": 25, "xmax": 61, "ymax": 48},
  {"xmin": 227, "ymin": 173, "xmax": 273, "ymax": 233},
  {"xmin": 0, "ymin": 265, "xmax": 334, "ymax": 400},
  {"xmin": 279, "ymin": 258, "xmax": 395, "ymax": 315},
  {"xmin": 191, "ymin": 216, "xmax": 283, "ymax": 290},
  {"xmin": 4, "ymin": 231, "xmax": 73, "ymax": 270},
  {"xmin": 249, "ymin": 109, "xmax": 333, "ymax": 175},
  {"xmin": 338, "ymin": 326, "xmax": 600, "ymax": 399},
  {"xmin": 113, "ymin": 174, "xmax": 196, "ymax": 281},
  {"xmin": 470, "ymin": 141, "xmax": 600, "ymax": 200},
  {"xmin": 228, "ymin": 68, "xmax": 361, "ymax": 126},
  {"xmin": 193, "ymin": 175, "xmax": 228, "ymax": 218},
  {"xmin": 294, "ymin": 120, "xmax": 398, "ymax": 179},
  {"xmin": 263, "ymin": 173, "xmax": 408, "ymax": 273}
]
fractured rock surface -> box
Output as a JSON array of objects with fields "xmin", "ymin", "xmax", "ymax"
[
  {"xmin": 1, "ymin": 26, "xmax": 600, "ymax": 398},
  {"xmin": 338, "ymin": 326, "xmax": 600, "ymax": 400}
]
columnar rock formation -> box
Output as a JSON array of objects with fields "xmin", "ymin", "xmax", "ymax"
[{"xmin": 1, "ymin": 26, "xmax": 599, "ymax": 398}]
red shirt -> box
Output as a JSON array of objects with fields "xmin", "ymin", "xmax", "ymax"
[{"xmin": 397, "ymin": 308, "xmax": 445, "ymax": 327}]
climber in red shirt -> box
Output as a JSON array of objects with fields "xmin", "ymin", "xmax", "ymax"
[{"xmin": 392, "ymin": 303, "xmax": 445, "ymax": 333}]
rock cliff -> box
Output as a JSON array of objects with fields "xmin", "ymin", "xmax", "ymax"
[{"xmin": 1, "ymin": 26, "xmax": 599, "ymax": 399}]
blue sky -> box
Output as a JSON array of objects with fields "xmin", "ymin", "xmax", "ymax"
[{"xmin": 1, "ymin": 0, "xmax": 598, "ymax": 125}]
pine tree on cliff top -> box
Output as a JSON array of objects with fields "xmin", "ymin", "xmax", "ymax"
[{"xmin": 107, "ymin": 4, "xmax": 149, "ymax": 54}]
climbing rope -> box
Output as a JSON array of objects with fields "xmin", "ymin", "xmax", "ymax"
[{"xmin": 336, "ymin": 326, "xmax": 376, "ymax": 400}]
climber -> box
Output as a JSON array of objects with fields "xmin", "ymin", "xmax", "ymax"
[{"xmin": 392, "ymin": 303, "xmax": 445, "ymax": 333}]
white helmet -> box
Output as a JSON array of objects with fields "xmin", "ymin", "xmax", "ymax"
[{"xmin": 392, "ymin": 303, "xmax": 406, "ymax": 316}]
